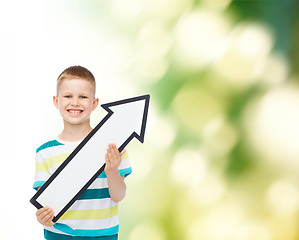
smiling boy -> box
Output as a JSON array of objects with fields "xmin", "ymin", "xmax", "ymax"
[{"xmin": 33, "ymin": 66, "xmax": 131, "ymax": 240}]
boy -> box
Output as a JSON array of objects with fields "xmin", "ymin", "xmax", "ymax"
[{"xmin": 33, "ymin": 66, "xmax": 131, "ymax": 240}]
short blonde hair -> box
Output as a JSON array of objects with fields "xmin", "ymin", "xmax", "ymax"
[{"xmin": 57, "ymin": 65, "xmax": 96, "ymax": 96}]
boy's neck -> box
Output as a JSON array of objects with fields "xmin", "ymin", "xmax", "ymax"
[{"xmin": 59, "ymin": 121, "xmax": 92, "ymax": 142}]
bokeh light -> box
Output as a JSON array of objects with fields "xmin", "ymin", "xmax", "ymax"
[
  {"xmin": 174, "ymin": 9, "xmax": 231, "ymax": 70},
  {"xmin": 245, "ymin": 84, "xmax": 299, "ymax": 169}
]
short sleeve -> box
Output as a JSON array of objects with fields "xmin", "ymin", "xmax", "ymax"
[
  {"xmin": 118, "ymin": 151, "xmax": 132, "ymax": 178},
  {"xmin": 33, "ymin": 150, "xmax": 50, "ymax": 191}
]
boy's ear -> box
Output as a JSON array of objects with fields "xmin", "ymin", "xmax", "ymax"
[
  {"xmin": 53, "ymin": 96, "xmax": 59, "ymax": 109},
  {"xmin": 92, "ymin": 98, "xmax": 99, "ymax": 111}
]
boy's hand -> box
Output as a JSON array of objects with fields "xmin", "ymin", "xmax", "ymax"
[
  {"xmin": 104, "ymin": 143, "xmax": 126, "ymax": 175},
  {"xmin": 36, "ymin": 206, "xmax": 55, "ymax": 226}
]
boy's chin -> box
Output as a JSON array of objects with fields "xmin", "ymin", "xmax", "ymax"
[{"xmin": 63, "ymin": 118, "xmax": 89, "ymax": 126}]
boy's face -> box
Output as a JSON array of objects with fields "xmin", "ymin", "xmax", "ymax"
[{"xmin": 53, "ymin": 78, "xmax": 98, "ymax": 126}]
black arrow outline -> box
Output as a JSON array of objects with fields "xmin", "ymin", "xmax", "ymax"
[{"xmin": 30, "ymin": 94, "xmax": 150, "ymax": 222}]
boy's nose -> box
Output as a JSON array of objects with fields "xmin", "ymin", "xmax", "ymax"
[{"xmin": 71, "ymin": 98, "xmax": 79, "ymax": 106}]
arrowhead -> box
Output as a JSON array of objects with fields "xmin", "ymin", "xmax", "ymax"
[{"xmin": 101, "ymin": 94, "xmax": 150, "ymax": 149}]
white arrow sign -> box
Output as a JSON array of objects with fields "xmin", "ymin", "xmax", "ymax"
[{"xmin": 30, "ymin": 94, "xmax": 150, "ymax": 222}]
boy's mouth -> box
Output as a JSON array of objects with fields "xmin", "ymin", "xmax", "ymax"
[
  {"xmin": 67, "ymin": 109, "xmax": 83, "ymax": 113},
  {"xmin": 67, "ymin": 109, "xmax": 84, "ymax": 117}
]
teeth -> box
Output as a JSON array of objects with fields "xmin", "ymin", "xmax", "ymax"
[{"xmin": 69, "ymin": 110, "xmax": 82, "ymax": 113}]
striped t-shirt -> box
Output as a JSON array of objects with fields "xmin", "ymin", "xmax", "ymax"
[{"xmin": 33, "ymin": 138, "xmax": 132, "ymax": 238}]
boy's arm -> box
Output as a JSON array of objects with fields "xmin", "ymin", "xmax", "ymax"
[{"xmin": 104, "ymin": 143, "xmax": 127, "ymax": 203}]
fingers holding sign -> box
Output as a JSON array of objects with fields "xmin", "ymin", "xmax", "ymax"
[
  {"xmin": 36, "ymin": 206, "xmax": 55, "ymax": 227},
  {"xmin": 104, "ymin": 143, "xmax": 126, "ymax": 175}
]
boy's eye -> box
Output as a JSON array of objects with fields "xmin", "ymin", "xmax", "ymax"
[
  {"xmin": 80, "ymin": 96, "xmax": 88, "ymax": 99},
  {"xmin": 64, "ymin": 95, "xmax": 71, "ymax": 98}
]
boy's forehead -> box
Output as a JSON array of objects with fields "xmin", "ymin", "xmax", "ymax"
[
  {"xmin": 60, "ymin": 78, "xmax": 93, "ymax": 88},
  {"xmin": 58, "ymin": 78, "xmax": 95, "ymax": 94}
]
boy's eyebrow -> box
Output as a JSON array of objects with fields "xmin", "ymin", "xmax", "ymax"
[
  {"xmin": 60, "ymin": 93, "xmax": 93, "ymax": 98},
  {"xmin": 61, "ymin": 91, "xmax": 91, "ymax": 95}
]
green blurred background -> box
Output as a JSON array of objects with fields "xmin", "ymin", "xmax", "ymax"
[
  {"xmin": 105, "ymin": 1, "xmax": 299, "ymax": 240},
  {"xmin": 3, "ymin": 0, "xmax": 299, "ymax": 239}
]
